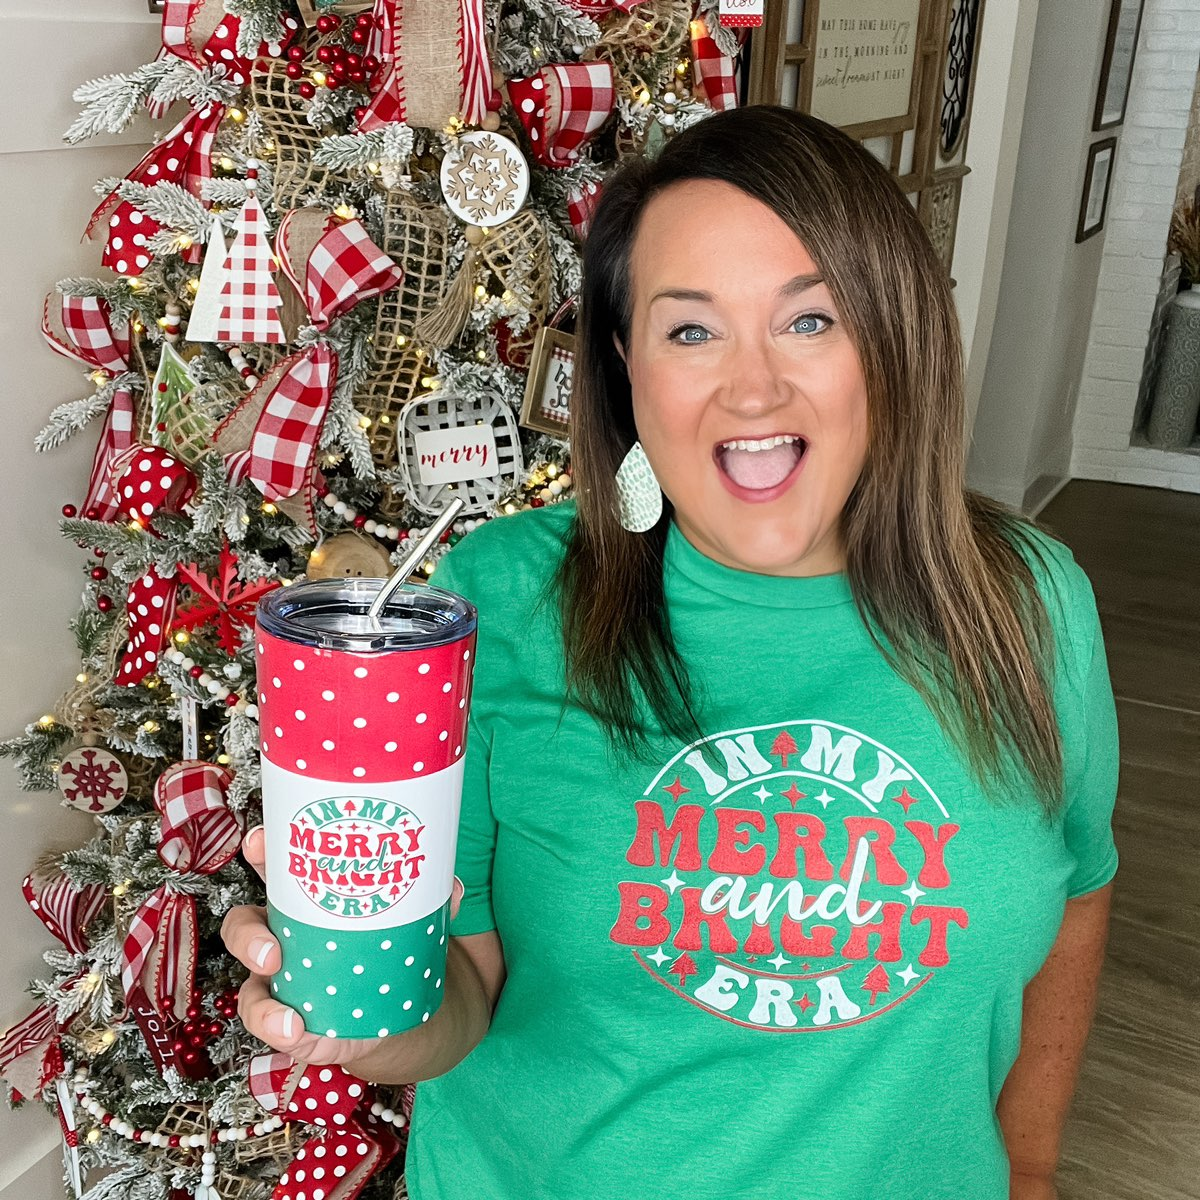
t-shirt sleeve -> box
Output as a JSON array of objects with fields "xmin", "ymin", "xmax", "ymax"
[
  {"xmin": 1056, "ymin": 569, "xmax": 1120, "ymax": 899},
  {"xmin": 432, "ymin": 547, "xmax": 500, "ymax": 936}
]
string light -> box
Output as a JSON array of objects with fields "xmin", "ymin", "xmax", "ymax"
[
  {"xmin": 227, "ymin": 107, "xmax": 246, "ymax": 123},
  {"xmin": 312, "ymin": 70, "xmax": 328, "ymax": 87},
  {"xmin": 186, "ymin": 278, "xmax": 200, "ymax": 294},
  {"xmin": 261, "ymin": 502, "xmax": 278, "ymax": 515},
  {"xmin": 333, "ymin": 203, "xmax": 355, "ymax": 220},
  {"xmin": 473, "ymin": 284, "xmax": 488, "ymax": 300},
  {"xmin": 218, "ymin": 156, "xmax": 235, "ymax": 172},
  {"xmin": 37, "ymin": 715, "xmax": 55, "ymax": 730},
  {"xmin": 142, "ymin": 720, "xmax": 160, "ymax": 733},
  {"xmin": 75, "ymin": 672, "xmax": 88, "ymax": 684},
  {"xmin": 90, "ymin": 370, "xmax": 109, "ymax": 386},
  {"xmin": 173, "ymin": 630, "xmax": 190, "ymax": 645},
  {"xmin": 216, "ymin": 753, "xmax": 231, "ymax": 765},
  {"xmin": 394, "ymin": 334, "xmax": 407, "ymax": 347},
  {"xmin": 144, "ymin": 676, "xmax": 160, "ymax": 690}
]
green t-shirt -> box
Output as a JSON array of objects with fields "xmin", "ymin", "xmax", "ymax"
[{"xmin": 407, "ymin": 499, "xmax": 1118, "ymax": 1200}]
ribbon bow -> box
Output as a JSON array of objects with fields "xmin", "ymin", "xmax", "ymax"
[
  {"xmin": 160, "ymin": 0, "xmax": 296, "ymax": 86},
  {"xmin": 86, "ymin": 104, "xmax": 225, "ymax": 279},
  {"xmin": 120, "ymin": 761, "xmax": 242, "ymax": 1020},
  {"xmin": 42, "ymin": 294, "xmax": 137, "ymax": 522},
  {"xmin": 249, "ymin": 1053, "xmax": 401, "ymax": 1200},
  {"xmin": 212, "ymin": 210, "xmax": 401, "ymax": 521},
  {"xmin": 690, "ymin": 15, "xmax": 743, "ymax": 113},
  {"xmin": 360, "ymin": 0, "xmax": 495, "ymax": 130},
  {"xmin": 507, "ymin": 62, "xmax": 615, "ymax": 168}
]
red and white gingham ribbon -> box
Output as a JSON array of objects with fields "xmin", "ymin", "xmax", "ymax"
[
  {"xmin": 121, "ymin": 761, "xmax": 241, "ymax": 1020},
  {"xmin": 82, "ymin": 387, "xmax": 136, "ymax": 523},
  {"xmin": 507, "ymin": 62, "xmax": 615, "ymax": 167},
  {"xmin": 249, "ymin": 1053, "xmax": 400, "ymax": 1200},
  {"xmin": 690, "ymin": 15, "xmax": 742, "ymax": 112},
  {"xmin": 42, "ymin": 294, "xmax": 131, "ymax": 376},
  {"xmin": 566, "ymin": 179, "xmax": 602, "ymax": 240},
  {"xmin": 85, "ymin": 103, "xmax": 224, "ymax": 278},
  {"xmin": 275, "ymin": 212, "xmax": 404, "ymax": 332}
]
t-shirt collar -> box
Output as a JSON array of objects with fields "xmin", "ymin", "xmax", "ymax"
[{"xmin": 664, "ymin": 521, "xmax": 855, "ymax": 610}]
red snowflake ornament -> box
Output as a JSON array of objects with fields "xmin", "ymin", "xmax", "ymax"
[
  {"xmin": 175, "ymin": 543, "xmax": 280, "ymax": 654},
  {"xmin": 57, "ymin": 746, "xmax": 128, "ymax": 813}
]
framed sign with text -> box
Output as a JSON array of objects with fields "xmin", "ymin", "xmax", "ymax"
[{"xmin": 520, "ymin": 327, "xmax": 574, "ymax": 437}]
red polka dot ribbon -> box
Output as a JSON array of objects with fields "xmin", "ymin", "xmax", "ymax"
[
  {"xmin": 249, "ymin": 1053, "xmax": 400, "ymax": 1200},
  {"xmin": 108, "ymin": 445, "xmax": 198, "ymax": 687},
  {"xmin": 160, "ymin": 0, "xmax": 297, "ymax": 85},
  {"xmin": 120, "ymin": 761, "xmax": 242, "ymax": 1021},
  {"xmin": 506, "ymin": 62, "xmax": 616, "ymax": 168}
]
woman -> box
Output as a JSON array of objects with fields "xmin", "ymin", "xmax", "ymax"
[{"xmin": 224, "ymin": 107, "xmax": 1118, "ymax": 1199}]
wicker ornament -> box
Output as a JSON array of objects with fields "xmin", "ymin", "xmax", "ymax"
[
  {"xmin": 306, "ymin": 532, "xmax": 392, "ymax": 580},
  {"xmin": 592, "ymin": 0, "xmax": 692, "ymax": 93},
  {"xmin": 396, "ymin": 391, "xmax": 523, "ymax": 515},
  {"xmin": 57, "ymin": 746, "xmax": 128, "ymax": 813}
]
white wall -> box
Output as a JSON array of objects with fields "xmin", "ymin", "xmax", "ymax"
[
  {"xmin": 965, "ymin": 0, "xmax": 1114, "ymax": 510},
  {"xmin": 1072, "ymin": 0, "xmax": 1200, "ymax": 492},
  {"xmin": 0, "ymin": 5, "xmax": 160, "ymax": 1198}
]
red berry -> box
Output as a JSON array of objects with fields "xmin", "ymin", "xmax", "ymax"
[
  {"xmin": 225, "ymin": 694, "xmax": 239, "ymax": 707},
  {"xmin": 285, "ymin": 61, "xmax": 304, "ymax": 79},
  {"xmin": 208, "ymin": 1022, "xmax": 223, "ymax": 1037},
  {"xmin": 102, "ymin": 1113, "xmax": 113, "ymax": 1126},
  {"xmin": 61, "ymin": 503, "xmax": 77, "ymax": 518},
  {"xmin": 91, "ymin": 567, "xmax": 108, "ymax": 581},
  {"xmin": 157, "ymin": 381, "xmax": 169, "ymax": 393},
  {"xmin": 325, "ymin": 75, "xmax": 340, "ymax": 90},
  {"xmin": 316, "ymin": 13, "xmax": 341, "ymax": 31},
  {"xmin": 298, "ymin": 81, "xmax": 316, "ymax": 99},
  {"xmin": 355, "ymin": 11, "xmax": 374, "ymax": 27},
  {"xmin": 330, "ymin": 44, "xmax": 348, "ymax": 62},
  {"xmin": 530, "ymin": 497, "xmax": 545, "ymax": 508},
  {"xmin": 316, "ymin": 45, "xmax": 334, "ymax": 63},
  {"xmin": 348, "ymin": 69, "xmax": 365, "ymax": 84},
  {"xmin": 350, "ymin": 27, "xmax": 368, "ymax": 44},
  {"xmin": 287, "ymin": 44, "xmax": 305, "ymax": 61},
  {"xmin": 156, "ymin": 422, "xmax": 167, "ymax": 431},
  {"xmin": 97, "ymin": 595, "xmax": 114, "ymax": 613},
  {"xmin": 189, "ymin": 666, "xmax": 204, "ymax": 679},
  {"xmin": 354, "ymin": 105, "xmax": 368, "ymax": 122},
  {"xmin": 94, "ymin": 548, "xmax": 106, "ymax": 558},
  {"xmin": 168, "ymin": 1135, "xmax": 182, "ymax": 1148},
  {"xmin": 346, "ymin": 52, "xmax": 362, "ymax": 68},
  {"xmin": 364, "ymin": 55, "xmax": 380, "ymax": 73},
  {"xmin": 85, "ymin": 507, "xmax": 100, "ymax": 520},
  {"xmin": 439, "ymin": 530, "xmax": 450, "ymax": 543},
  {"xmin": 352, "ymin": 513, "xmax": 366, "ymax": 528}
]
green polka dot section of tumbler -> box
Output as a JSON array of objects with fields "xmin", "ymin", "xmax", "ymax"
[{"xmin": 267, "ymin": 901, "xmax": 451, "ymax": 1038}]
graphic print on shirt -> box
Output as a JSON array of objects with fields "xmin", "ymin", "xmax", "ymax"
[{"xmin": 609, "ymin": 720, "xmax": 968, "ymax": 1031}]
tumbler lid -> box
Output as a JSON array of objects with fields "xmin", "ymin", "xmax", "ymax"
[{"xmin": 256, "ymin": 577, "xmax": 476, "ymax": 653}]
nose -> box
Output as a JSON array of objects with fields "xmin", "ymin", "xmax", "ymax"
[{"xmin": 716, "ymin": 336, "xmax": 792, "ymax": 419}]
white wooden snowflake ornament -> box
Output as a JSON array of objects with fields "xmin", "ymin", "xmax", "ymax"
[{"xmin": 439, "ymin": 131, "xmax": 530, "ymax": 226}]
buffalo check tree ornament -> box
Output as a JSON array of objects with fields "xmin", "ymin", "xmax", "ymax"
[
  {"xmin": 185, "ymin": 215, "xmax": 229, "ymax": 343},
  {"xmin": 175, "ymin": 542, "xmax": 280, "ymax": 655},
  {"xmin": 215, "ymin": 169, "xmax": 286, "ymax": 345}
]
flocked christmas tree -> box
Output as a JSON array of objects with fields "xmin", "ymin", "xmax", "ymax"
[{"xmin": 0, "ymin": 0, "xmax": 746, "ymax": 1197}]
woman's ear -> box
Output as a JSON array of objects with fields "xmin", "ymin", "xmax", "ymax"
[{"xmin": 612, "ymin": 332, "xmax": 628, "ymax": 368}]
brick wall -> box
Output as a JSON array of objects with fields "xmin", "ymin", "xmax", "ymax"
[{"xmin": 1071, "ymin": 0, "xmax": 1200, "ymax": 492}]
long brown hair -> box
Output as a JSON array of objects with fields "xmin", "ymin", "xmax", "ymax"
[{"xmin": 558, "ymin": 106, "xmax": 1062, "ymax": 811}]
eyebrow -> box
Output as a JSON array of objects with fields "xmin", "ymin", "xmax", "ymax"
[{"xmin": 648, "ymin": 274, "xmax": 825, "ymax": 306}]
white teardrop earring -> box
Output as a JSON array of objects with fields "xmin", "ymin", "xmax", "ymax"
[{"xmin": 614, "ymin": 441, "xmax": 663, "ymax": 532}]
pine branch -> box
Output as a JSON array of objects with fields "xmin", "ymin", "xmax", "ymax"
[
  {"xmin": 110, "ymin": 180, "xmax": 211, "ymax": 244},
  {"xmin": 54, "ymin": 277, "xmax": 141, "ymax": 325},
  {"xmin": 0, "ymin": 724, "xmax": 73, "ymax": 791},
  {"xmin": 36, "ymin": 374, "xmax": 138, "ymax": 452},
  {"xmin": 225, "ymin": 0, "xmax": 290, "ymax": 57},
  {"xmin": 65, "ymin": 59, "xmax": 177, "ymax": 144},
  {"xmin": 314, "ymin": 124, "xmax": 416, "ymax": 174}
]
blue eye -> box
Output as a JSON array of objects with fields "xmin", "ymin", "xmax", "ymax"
[
  {"xmin": 791, "ymin": 313, "xmax": 831, "ymax": 336},
  {"xmin": 668, "ymin": 324, "xmax": 710, "ymax": 344}
]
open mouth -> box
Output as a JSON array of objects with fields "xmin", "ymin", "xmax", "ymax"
[{"xmin": 714, "ymin": 434, "xmax": 808, "ymax": 498}]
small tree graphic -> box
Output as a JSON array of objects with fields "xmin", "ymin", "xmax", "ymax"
[
  {"xmin": 669, "ymin": 953, "xmax": 699, "ymax": 987},
  {"xmin": 862, "ymin": 965, "xmax": 892, "ymax": 1007},
  {"xmin": 770, "ymin": 730, "xmax": 799, "ymax": 768}
]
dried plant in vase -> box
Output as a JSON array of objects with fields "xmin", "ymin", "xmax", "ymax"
[{"xmin": 1168, "ymin": 184, "xmax": 1200, "ymax": 286}]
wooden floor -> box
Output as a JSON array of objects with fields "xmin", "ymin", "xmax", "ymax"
[{"xmin": 1038, "ymin": 481, "xmax": 1200, "ymax": 1200}]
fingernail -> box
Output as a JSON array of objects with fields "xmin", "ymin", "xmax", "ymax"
[
  {"xmin": 250, "ymin": 937, "xmax": 275, "ymax": 968},
  {"xmin": 280, "ymin": 1010, "xmax": 295, "ymax": 1040}
]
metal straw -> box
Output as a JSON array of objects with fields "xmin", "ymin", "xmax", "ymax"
[{"xmin": 366, "ymin": 497, "xmax": 466, "ymax": 624}]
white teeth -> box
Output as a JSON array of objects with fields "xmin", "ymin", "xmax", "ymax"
[{"xmin": 721, "ymin": 435, "xmax": 801, "ymax": 453}]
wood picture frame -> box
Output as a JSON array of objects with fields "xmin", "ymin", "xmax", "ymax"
[
  {"xmin": 1093, "ymin": 0, "xmax": 1145, "ymax": 131},
  {"xmin": 520, "ymin": 327, "xmax": 574, "ymax": 437},
  {"xmin": 1077, "ymin": 137, "xmax": 1118, "ymax": 243}
]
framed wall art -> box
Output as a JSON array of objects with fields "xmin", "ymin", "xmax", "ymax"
[
  {"xmin": 1077, "ymin": 137, "xmax": 1118, "ymax": 243},
  {"xmin": 520, "ymin": 326, "xmax": 574, "ymax": 437},
  {"xmin": 1093, "ymin": 0, "xmax": 1145, "ymax": 131}
]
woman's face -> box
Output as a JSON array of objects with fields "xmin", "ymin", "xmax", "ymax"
[{"xmin": 620, "ymin": 179, "xmax": 869, "ymax": 577}]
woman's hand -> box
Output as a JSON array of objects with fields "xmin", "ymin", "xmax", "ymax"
[{"xmin": 220, "ymin": 826, "xmax": 464, "ymax": 1067}]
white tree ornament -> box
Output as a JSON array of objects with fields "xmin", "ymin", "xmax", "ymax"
[{"xmin": 186, "ymin": 216, "xmax": 229, "ymax": 343}]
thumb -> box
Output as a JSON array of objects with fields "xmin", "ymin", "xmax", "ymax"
[{"xmin": 450, "ymin": 875, "xmax": 465, "ymax": 921}]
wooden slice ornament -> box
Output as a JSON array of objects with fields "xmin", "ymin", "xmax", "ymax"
[
  {"xmin": 440, "ymin": 131, "xmax": 530, "ymax": 226},
  {"xmin": 305, "ymin": 532, "xmax": 393, "ymax": 580},
  {"xmin": 57, "ymin": 746, "xmax": 128, "ymax": 813}
]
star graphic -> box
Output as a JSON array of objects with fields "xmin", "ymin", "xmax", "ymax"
[
  {"xmin": 801, "ymin": 963, "xmax": 811, "ymax": 972},
  {"xmin": 814, "ymin": 789, "xmax": 836, "ymax": 809},
  {"xmin": 753, "ymin": 785, "xmax": 773, "ymax": 805},
  {"xmin": 793, "ymin": 993, "xmax": 813, "ymax": 1013},
  {"xmin": 896, "ymin": 964, "xmax": 919, "ymax": 987},
  {"xmin": 663, "ymin": 776, "xmax": 690, "ymax": 802},
  {"xmin": 662, "ymin": 870, "xmax": 685, "ymax": 895},
  {"xmin": 647, "ymin": 946, "xmax": 670, "ymax": 968},
  {"xmin": 768, "ymin": 953, "xmax": 791, "ymax": 970},
  {"xmin": 892, "ymin": 787, "xmax": 919, "ymax": 814},
  {"xmin": 901, "ymin": 880, "xmax": 926, "ymax": 906},
  {"xmin": 781, "ymin": 783, "xmax": 807, "ymax": 809}
]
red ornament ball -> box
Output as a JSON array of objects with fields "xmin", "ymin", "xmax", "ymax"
[
  {"xmin": 102, "ymin": 1113, "xmax": 113, "ymax": 1126},
  {"xmin": 286, "ymin": 44, "xmax": 305, "ymax": 61},
  {"xmin": 91, "ymin": 567, "xmax": 108, "ymax": 581},
  {"xmin": 97, "ymin": 595, "xmax": 114, "ymax": 613},
  {"xmin": 85, "ymin": 507, "xmax": 100, "ymax": 520},
  {"xmin": 316, "ymin": 13, "xmax": 341, "ymax": 31},
  {"xmin": 285, "ymin": 61, "xmax": 304, "ymax": 79},
  {"xmin": 350, "ymin": 26, "xmax": 368, "ymax": 44},
  {"xmin": 168, "ymin": 1135, "xmax": 182, "ymax": 1148},
  {"xmin": 316, "ymin": 45, "xmax": 334, "ymax": 63},
  {"xmin": 189, "ymin": 665, "xmax": 204, "ymax": 679},
  {"xmin": 298, "ymin": 81, "xmax": 317, "ymax": 99},
  {"xmin": 157, "ymin": 381, "xmax": 169, "ymax": 393},
  {"xmin": 61, "ymin": 504, "xmax": 77, "ymax": 518}
]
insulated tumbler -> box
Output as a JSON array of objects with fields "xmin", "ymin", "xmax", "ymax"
[{"xmin": 255, "ymin": 577, "xmax": 477, "ymax": 1038}]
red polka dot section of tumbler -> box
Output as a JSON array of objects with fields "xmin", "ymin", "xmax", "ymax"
[{"xmin": 255, "ymin": 625, "xmax": 475, "ymax": 783}]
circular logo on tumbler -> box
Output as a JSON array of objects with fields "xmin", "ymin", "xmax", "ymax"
[{"xmin": 286, "ymin": 795, "xmax": 426, "ymax": 920}]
